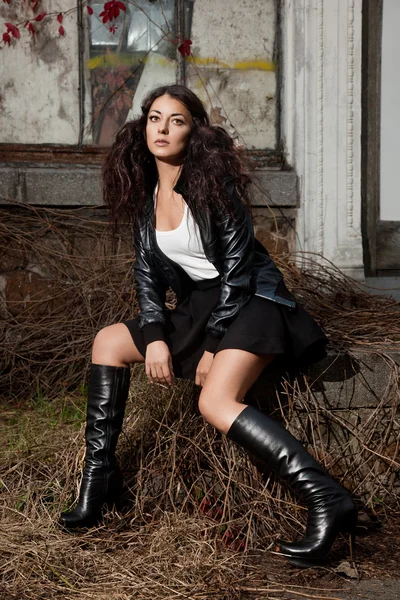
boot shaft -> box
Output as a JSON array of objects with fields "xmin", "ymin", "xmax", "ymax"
[{"xmin": 84, "ymin": 364, "xmax": 130, "ymax": 468}]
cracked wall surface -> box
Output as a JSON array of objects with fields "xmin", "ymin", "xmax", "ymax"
[
  {"xmin": 187, "ymin": 0, "xmax": 277, "ymax": 149},
  {"xmin": 0, "ymin": 0, "xmax": 80, "ymax": 144},
  {"xmin": 0, "ymin": 0, "xmax": 278, "ymax": 149}
]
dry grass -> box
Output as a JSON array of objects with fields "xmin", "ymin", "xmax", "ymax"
[
  {"xmin": 1, "ymin": 367, "xmax": 400, "ymax": 599},
  {"xmin": 1, "ymin": 203, "xmax": 400, "ymax": 599}
]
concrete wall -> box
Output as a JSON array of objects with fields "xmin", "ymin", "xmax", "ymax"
[
  {"xmin": 187, "ymin": 0, "xmax": 277, "ymax": 149},
  {"xmin": 0, "ymin": 0, "xmax": 80, "ymax": 145},
  {"xmin": 0, "ymin": 0, "xmax": 278, "ymax": 149}
]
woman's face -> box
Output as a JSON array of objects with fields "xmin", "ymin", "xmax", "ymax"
[{"xmin": 145, "ymin": 94, "xmax": 192, "ymax": 163}]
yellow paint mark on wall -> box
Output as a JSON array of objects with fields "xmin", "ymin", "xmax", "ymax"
[
  {"xmin": 188, "ymin": 56, "xmax": 275, "ymax": 72},
  {"xmin": 188, "ymin": 56, "xmax": 230, "ymax": 68},
  {"xmin": 87, "ymin": 53, "xmax": 172, "ymax": 69},
  {"xmin": 233, "ymin": 60, "xmax": 275, "ymax": 71},
  {"xmin": 87, "ymin": 53, "xmax": 275, "ymax": 72}
]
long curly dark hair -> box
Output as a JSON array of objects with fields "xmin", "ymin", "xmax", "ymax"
[{"xmin": 102, "ymin": 84, "xmax": 251, "ymax": 230}]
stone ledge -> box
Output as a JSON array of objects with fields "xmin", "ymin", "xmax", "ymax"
[
  {"xmin": 252, "ymin": 350, "xmax": 400, "ymax": 411},
  {"xmin": 250, "ymin": 170, "xmax": 297, "ymax": 207},
  {"xmin": 0, "ymin": 164, "xmax": 298, "ymax": 208},
  {"xmin": 0, "ymin": 165, "xmax": 102, "ymax": 206},
  {"xmin": 304, "ymin": 350, "xmax": 400, "ymax": 410}
]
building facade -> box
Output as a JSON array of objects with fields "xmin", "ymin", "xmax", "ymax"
[{"xmin": 1, "ymin": 0, "xmax": 399, "ymax": 284}]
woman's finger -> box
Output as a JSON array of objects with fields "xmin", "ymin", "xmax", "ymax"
[
  {"xmin": 155, "ymin": 364, "xmax": 167, "ymax": 384},
  {"xmin": 168, "ymin": 356, "xmax": 174, "ymax": 379},
  {"xmin": 145, "ymin": 363, "xmax": 154, "ymax": 384},
  {"xmin": 161, "ymin": 363, "xmax": 173, "ymax": 385},
  {"xmin": 195, "ymin": 371, "xmax": 201, "ymax": 387}
]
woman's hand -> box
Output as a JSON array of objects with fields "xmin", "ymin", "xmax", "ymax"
[
  {"xmin": 145, "ymin": 340, "xmax": 174, "ymax": 386},
  {"xmin": 195, "ymin": 351, "xmax": 214, "ymax": 387}
]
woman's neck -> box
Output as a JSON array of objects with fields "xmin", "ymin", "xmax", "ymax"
[{"xmin": 155, "ymin": 158, "xmax": 182, "ymax": 192}]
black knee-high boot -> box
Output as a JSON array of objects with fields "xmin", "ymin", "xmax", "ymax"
[
  {"xmin": 227, "ymin": 405, "xmax": 357, "ymax": 567},
  {"xmin": 60, "ymin": 364, "xmax": 130, "ymax": 529}
]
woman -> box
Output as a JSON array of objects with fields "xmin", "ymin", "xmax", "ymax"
[{"xmin": 60, "ymin": 85, "xmax": 356, "ymax": 568}]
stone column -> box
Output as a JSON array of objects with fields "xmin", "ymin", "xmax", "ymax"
[{"xmin": 281, "ymin": 0, "xmax": 364, "ymax": 279}]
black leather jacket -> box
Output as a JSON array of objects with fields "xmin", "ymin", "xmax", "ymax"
[{"xmin": 133, "ymin": 175, "xmax": 296, "ymax": 353}]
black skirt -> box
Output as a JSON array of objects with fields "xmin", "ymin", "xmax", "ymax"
[{"xmin": 123, "ymin": 276, "xmax": 328, "ymax": 381}]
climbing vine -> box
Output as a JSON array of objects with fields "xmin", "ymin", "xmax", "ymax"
[{"xmin": 0, "ymin": 0, "xmax": 191, "ymax": 56}]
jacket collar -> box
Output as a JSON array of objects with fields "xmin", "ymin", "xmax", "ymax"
[
  {"xmin": 173, "ymin": 171, "xmax": 188, "ymax": 196},
  {"xmin": 143, "ymin": 168, "xmax": 188, "ymax": 222}
]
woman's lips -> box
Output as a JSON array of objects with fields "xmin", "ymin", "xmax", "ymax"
[{"xmin": 155, "ymin": 140, "xmax": 169, "ymax": 146}]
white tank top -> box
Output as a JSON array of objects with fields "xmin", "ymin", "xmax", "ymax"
[{"xmin": 154, "ymin": 185, "xmax": 219, "ymax": 282}]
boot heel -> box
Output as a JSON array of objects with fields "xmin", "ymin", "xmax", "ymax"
[{"xmin": 348, "ymin": 530, "xmax": 356, "ymax": 563}]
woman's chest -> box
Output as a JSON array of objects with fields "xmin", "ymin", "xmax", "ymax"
[{"xmin": 154, "ymin": 193, "xmax": 186, "ymax": 232}]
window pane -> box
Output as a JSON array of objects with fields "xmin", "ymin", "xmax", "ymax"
[
  {"xmin": 186, "ymin": 0, "xmax": 277, "ymax": 149},
  {"xmin": 85, "ymin": 1, "xmax": 177, "ymax": 146}
]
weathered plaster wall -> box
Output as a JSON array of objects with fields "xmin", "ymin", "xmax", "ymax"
[
  {"xmin": 187, "ymin": 0, "xmax": 277, "ymax": 149},
  {"xmin": 281, "ymin": 0, "xmax": 364, "ymax": 277},
  {"xmin": 0, "ymin": 0, "xmax": 80, "ymax": 144},
  {"xmin": 0, "ymin": 1, "xmax": 278, "ymax": 149}
]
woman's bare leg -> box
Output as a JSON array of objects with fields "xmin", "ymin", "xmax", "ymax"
[
  {"xmin": 199, "ymin": 349, "xmax": 357, "ymax": 568},
  {"xmin": 92, "ymin": 323, "xmax": 145, "ymax": 367},
  {"xmin": 60, "ymin": 323, "xmax": 144, "ymax": 529},
  {"xmin": 198, "ymin": 349, "xmax": 274, "ymax": 433}
]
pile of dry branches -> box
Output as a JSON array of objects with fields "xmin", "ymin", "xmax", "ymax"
[
  {"xmin": 1, "ymin": 203, "xmax": 400, "ymax": 599},
  {"xmin": 1, "ymin": 202, "xmax": 399, "ymax": 400},
  {"xmin": 0, "ymin": 203, "xmax": 136, "ymax": 400}
]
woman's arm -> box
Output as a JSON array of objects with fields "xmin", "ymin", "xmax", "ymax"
[
  {"xmin": 204, "ymin": 178, "xmax": 256, "ymax": 353},
  {"xmin": 133, "ymin": 230, "xmax": 169, "ymax": 347}
]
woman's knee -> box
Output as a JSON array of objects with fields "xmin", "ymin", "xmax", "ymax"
[
  {"xmin": 198, "ymin": 387, "xmax": 248, "ymax": 434},
  {"xmin": 92, "ymin": 323, "xmax": 143, "ymax": 366},
  {"xmin": 93, "ymin": 324, "xmax": 117, "ymax": 350},
  {"xmin": 198, "ymin": 388, "xmax": 231, "ymax": 429},
  {"xmin": 198, "ymin": 389, "xmax": 215, "ymax": 423}
]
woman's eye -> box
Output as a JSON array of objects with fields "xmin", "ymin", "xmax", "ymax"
[
  {"xmin": 149, "ymin": 116, "xmax": 158, "ymax": 122},
  {"xmin": 173, "ymin": 119, "xmax": 184, "ymax": 125}
]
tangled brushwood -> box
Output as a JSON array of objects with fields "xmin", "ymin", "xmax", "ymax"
[
  {"xmin": 1, "ymin": 202, "xmax": 400, "ymax": 598},
  {"xmin": 1, "ymin": 202, "xmax": 399, "ymax": 400}
]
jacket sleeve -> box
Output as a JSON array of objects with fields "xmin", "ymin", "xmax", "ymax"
[
  {"xmin": 133, "ymin": 230, "xmax": 169, "ymax": 347},
  {"xmin": 204, "ymin": 179, "xmax": 256, "ymax": 353}
]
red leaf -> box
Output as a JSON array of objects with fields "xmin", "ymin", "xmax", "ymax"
[
  {"xmin": 2, "ymin": 0, "xmax": 11, "ymax": 5},
  {"xmin": 32, "ymin": 1, "xmax": 40, "ymax": 12},
  {"xmin": 57, "ymin": 13, "xmax": 63, "ymax": 24},
  {"xmin": 87, "ymin": 6, "xmax": 93, "ymax": 15},
  {"xmin": 28, "ymin": 22, "xmax": 35, "ymax": 36},
  {"xmin": 35, "ymin": 12, "xmax": 46, "ymax": 22},
  {"xmin": 109, "ymin": 24, "xmax": 118, "ymax": 34},
  {"xmin": 5, "ymin": 22, "xmax": 20, "ymax": 39},
  {"xmin": 2, "ymin": 32, "xmax": 11, "ymax": 45},
  {"xmin": 178, "ymin": 39, "xmax": 192, "ymax": 57},
  {"xmin": 58, "ymin": 25, "xmax": 65, "ymax": 36},
  {"xmin": 100, "ymin": 1, "xmax": 126, "ymax": 23},
  {"xmin": 100, "ymin": 11, "xmax": 109, "ymax": 24}
]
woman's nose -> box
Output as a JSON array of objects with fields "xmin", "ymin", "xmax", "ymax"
[{"xmin": 158, "ymin": 121, "xmax": 168, "ymax": 134}]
